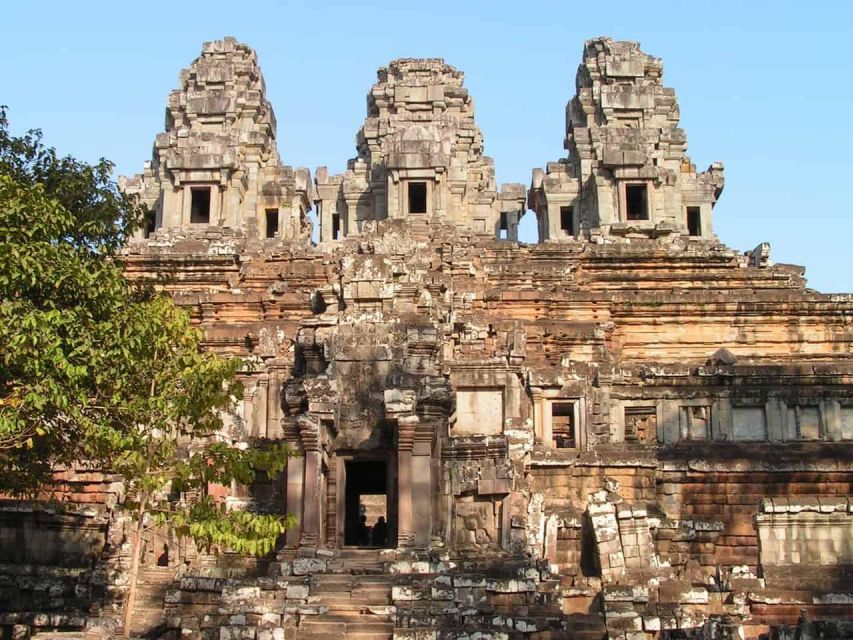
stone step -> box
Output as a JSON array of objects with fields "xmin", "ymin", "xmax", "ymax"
[
  {"xmin": 310, "ymin": 575, "xmax": 394, "ymax": 588},
  {"xmin": 312, "ymin": 572, "xmax": 394, "ymax": 582},
  {"xmin": 301, "ymin": 618, "xmax": 395, "ymax": 635},
  {"xmin": 309, "ymin": 608, "xmax": 393, "ymax": 619},
  {"xmin": 299, "ymin": 620, "xmax": 346, "ymax": 635},
  {"xmin": 312, "ymin": 581, "xmax": 393, "ymax": 591},
  {"xmin": 310, "ymin": 593, "xmax": 392, "ymax": 606},
  {"xmin": 299, "ymin": 633, "xmax": 392, "ymax": 640},
  {"xmin": 310, "ymin": 582, "xmax": 392, "ymax": 594},
  {"xmin": 325, "ymin": 564, "xmax": 387, "ymax": 575},
  {"xmin": 129, "ymin": 607, "xmax": 165, "ymax": 634}
]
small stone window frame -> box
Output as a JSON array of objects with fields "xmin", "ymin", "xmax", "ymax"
[
  {"xmin": 532, "ymin": 389, "xmax": 585, "ymax": 451},
  {"xmin": 686, "ymin": 206, "xmax": 702, "ymax": 236},
  {"xmin": 265, "ymin": 208, "xmax": 279, "ymax": 239},
  {"xmin": 786, "ymin": 404, "xmax": 823, "ymax": 441},
  {"xmin": 144, "ymin": 209, "xmax": 157, "ymax": 238},
  {"xmin": 679, "ymin": 404, "xmax": 712, "ymax": 441},
  {"xmin": 559, "ymin": 206, "xmax": 575, "ymax": 237},
  {"xmin": 620, "ymin": 181, "xmax": 651, "ymax": 222},
  {"xmin": 623, "ymin": 405, "xmax": 658, "ymax": 443},
  {"xmin": 406, "ymin": 180, "xmax": 431, "ymax": 216},
  {"xmin": 183, "ymin": 183, "xmax": 218, "ymax": 226},
  {"xmin": 840, "ymin": 404, "xmax": 853, "ymax": 440}
]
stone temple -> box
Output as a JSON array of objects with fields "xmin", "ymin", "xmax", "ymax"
[{"xmin": 2, "ymin": 36, "xmax": 853, "ymax": 640}]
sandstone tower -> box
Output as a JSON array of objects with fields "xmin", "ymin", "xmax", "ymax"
[
  {"xmin": 2, "ymin": 36, "xmax": 852, "ymax": 640},
  {"xmin": 529, "ymin": 38, "xmax": 724, "ymax": 242},
  {"xmin": 120, "ymin": 37, "xmax": 312, "ymax": 242}
]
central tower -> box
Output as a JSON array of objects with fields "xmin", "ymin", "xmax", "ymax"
[{"xmin": 314, "ymin": 58, "xmax": 525, "ymax": 242}]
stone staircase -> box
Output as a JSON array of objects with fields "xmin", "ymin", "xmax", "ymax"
[
  {"xmin": 159, "ymin": 549, "xmax": 610, "ymax": 639},
  {"xmin": 299, "ymin": 550, "xmax": 394, "ymax": 639},
  {"xmin": 129, "ymin": 565, "xmax": 175, "ymax": 637},
  {"xmin": 406, "ymin": 218, "xmax": 433, "ymax": 243}
]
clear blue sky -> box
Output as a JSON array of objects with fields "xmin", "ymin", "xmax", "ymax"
[{"xmin": 2, "ymin": 0, "xmax": 852, "ymax": 292}]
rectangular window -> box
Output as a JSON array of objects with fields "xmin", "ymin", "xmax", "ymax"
[
  {"xmin": 625, "ymin": 406, "xmax": 656, "ymax": 442},
  {"xmin": 551, "ymin": 402, "xmax": 576, "ymax": 448},
  {"xmin": 841, "ymin": 407, "xmax": 853, "ymax": 440},
  {"xmin": 499, "ymin": 212, "xmax": 508, "ymax": 239},
  {"xmin": 265, "ymin": 208, "xmax": 279, "ymax": 238},
  {"xmin": 332, "ymin": 213, "xmax": 341, "ymax": 240},
  {"xmin": 144, "ymin": 210, "xmax": 156, "ymax": 238},
  {"xmin": 190, "ymin": 187, "xmax": 211, "ymax": 224},
  {"xmin": 732, "ymin": 407, "xmax": 767, "ymax": 441},
  {"xmin": 680, "ymin": 406, "xmax": 710, "ymax": 440},
  {"xmin": 788, "ymin": 406, "xmax": 822, "ymax": 440},
  {"xmin": 687, "ymin": 206, "xmax": 701, "ymax": 236},
  {"xmin": 560, "ymin": 206, "xmax": 574, "ymax": 234},
  {"xmin": 625, "ymin": 184, "xmax": 648, "ymax": 221},
  {"xmin": 408, "ymin": 182, "xmax": 427, "ymax": 214}
]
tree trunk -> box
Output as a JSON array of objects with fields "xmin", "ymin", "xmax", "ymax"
[{"xmin": 122, "ymin": 505, "xmax": 145, "ymax": 637}]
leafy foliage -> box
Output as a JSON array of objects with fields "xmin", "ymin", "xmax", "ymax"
[
  {"xmin": 0, "ymin": 107, "xmax": 293, "ymax": 562},
  {"xmin": 0, "ymin": 105, "xmax": 144, "ymax": 488}
]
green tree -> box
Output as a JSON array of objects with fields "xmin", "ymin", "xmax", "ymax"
[
  {"xmin": 0, "ymin": 108, "xmax": 294, "ymax": 633},
  {"xmin": 0, "ymin": 107, "xmax": 143, "ymax": 483}
]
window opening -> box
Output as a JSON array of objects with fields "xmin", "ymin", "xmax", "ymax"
[
  {"xmin": 190, "ymin": 187, "xmax": 211, "ymax": 224},
  {"xmin": 408, "ymin": 182, "xmax": 427, "ymax": 214},
  {"xmin": 841, "ymin": 406, "xmax": 853, "ymax": 440},
  {"xmin": 624, "ymin": 406, "xmax": 657, "ymax": 442},
  {"xmin": 625, "ymin": 184, "xmax": 648, "ymax": 221},
  {"xmin": 560, "ymin": 206, "xmax": 574, "ymax": 234},
  {"xmin": 332, "ymin": 213, "xmax": 341, "ymax": 240},
  {"xmin": 499, "ymin": 212, "xmax": 508, "ymax": 239},
  {"xmin": 551, "ymin": 402, "xmax": 576, "ymax": 448},
  {"xmin": 680, "ymin": 406, "xmax": 710, "ymax": 440},
  {"xmin": 687, "ymin": 206, "xmax": 701, "ymax": 236},
  {"xmin": 265, "ymin": 209, "xmax": 279, "ymax": 238},
  {"xmin": 144, "ymin": 210, "xmax": 156, "ymax": 238},
  {"xmin": 789, "ymin": 405, "xmax": 821, "ymax": 440}
]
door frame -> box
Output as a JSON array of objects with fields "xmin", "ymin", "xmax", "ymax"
[{"xmin": 335, "ymin": 451, "xmax": 397, "ymax": 548}]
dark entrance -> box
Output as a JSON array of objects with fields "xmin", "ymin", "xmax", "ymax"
[{"xmin": 343, "ymin": 460, "xmax": 391, "ymax": 547}]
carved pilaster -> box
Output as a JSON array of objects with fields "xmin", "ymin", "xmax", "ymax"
[{"xmin": 296, "ymin": 414, "xmax": 322, "ymax": 548}]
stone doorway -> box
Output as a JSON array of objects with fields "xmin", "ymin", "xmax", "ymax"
[{"xmin": 341, "ymin": 458, "xmax": 395, "ymax": 548}]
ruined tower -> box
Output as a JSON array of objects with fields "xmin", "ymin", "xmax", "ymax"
[
  {"xmin": 121, "ymin": 37, "xmax": 312, "ymax": 243},
  {"xmin": 314, "ymin": 58, "xmax": 526, "ymax": 242},
  {"xmin": 529, "ymin": 38, "xmax": 724, "ymax": 242}
]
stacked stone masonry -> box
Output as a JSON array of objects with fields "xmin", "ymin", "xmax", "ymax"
[{"xmin": 2, "ymin": 36, "xmax": 853, "ymax": 640}]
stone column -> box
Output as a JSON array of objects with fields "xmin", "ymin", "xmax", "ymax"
[
  {"xmin": 301, "ymin": 449, "xmax": 321, "ymax": 547},
  {"xmin": 412, "ymin": 443, "xmax": 431, "ymax": 547},
  {"xmin": 542, "ymin": 398, "xmax": 553, "ymax": 447},
  {"xmin": 297, "ymin": 415, "xmax": 322, "ymax": 548},
  {"xmin": 163, "ymin": 187, "xmax": 183, "ymax": 228},
  {"xmin": 255, "ymin": 376, "xmax": 269, "ymax": 439},
  {"xmin": 285, "ymin": 450, "xmax": 304, "ymax": 546},
  {"xmin": 397, "ymin": 449, "xmax": 413, "ymax": 546},
  {"xmin": 242, "ymin": 384, "xmax": 255, "ymax": 439},
  {"xmin": 532, "ymin": 390, "xmax": 553, "ymax": 446},
  {"xmin": 396, "ymin": 414, "xmax": 419, "ymax": 547},
  {"xmin": 532, "ymin": 389, "xmax": 544, "ymax": 444},
  {"xmin": 344, "ymin": 194, "xmax": 360, "ymax": 235},
  {"xmin": 266, "ymin": 370, "xmax": 283, "ymax": 440}
]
